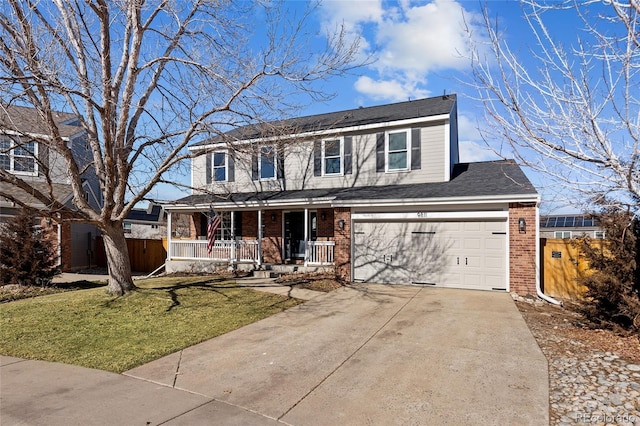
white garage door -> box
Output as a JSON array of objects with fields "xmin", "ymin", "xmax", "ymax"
[{"xmin": 353, "ymin": 220, "xmax": 507, "ymax": 291}]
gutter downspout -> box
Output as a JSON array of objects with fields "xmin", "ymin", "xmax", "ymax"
[{"xmin": 536, "ymin": 206, "xmax": 562, "ymax": 305}]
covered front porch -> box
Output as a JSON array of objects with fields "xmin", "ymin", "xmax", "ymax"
[{"xmin": 164, "ymin": 206, "xmax": 339, "ymax": 271}]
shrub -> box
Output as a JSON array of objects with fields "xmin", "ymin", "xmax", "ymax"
[
  {"xmin": 574, "ymin": 208, "xmax": 640, "ymax": 332},
  {"xmin": 0, "ymin": 209, "xmax": 59, "ymax": 286}
]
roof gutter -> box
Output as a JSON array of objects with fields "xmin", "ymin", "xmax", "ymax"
[{"xmin": 536, "ymin": 206, "xmax": 562, "ymax": 305}]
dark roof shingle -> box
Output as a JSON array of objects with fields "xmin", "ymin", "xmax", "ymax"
[
  {"xmin": 0, "ymin": 105, "xmax": 83, "ymax": 138},
  {"xmin": 193, "ymin": 95, "xmax": 456, "ymax": 147},
  {"xmin": 168, "ymin": 160, "xmax": 536, "ymax": 207}
]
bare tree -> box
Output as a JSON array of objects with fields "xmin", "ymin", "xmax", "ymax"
[
  {"xmin": 468, "ymin": 0, "xmax": 639, "ymax": 210},
  {"xmin": 0, "ymin": 0, "xmax": 361, "ymax": 295}
]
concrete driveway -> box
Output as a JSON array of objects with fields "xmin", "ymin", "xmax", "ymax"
[{"xmin": 1, "ymin": 284, "xmax": 548, "ymax": 425}]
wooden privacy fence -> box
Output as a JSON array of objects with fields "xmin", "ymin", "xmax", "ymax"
[
  {"xmin": 540, "ymin": 238, "xmax": 603, "ymax": 299},
  {"xmin": 96, "ymin": 237, "xmax": 166, "ymax": 273}
]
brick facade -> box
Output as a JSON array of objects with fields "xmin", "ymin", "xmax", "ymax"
[
  {"xmin": 316, "ymin": 208, "xmax": 334, "ymax": 240},
  {"xmin": 333, "ymin": 208, "xmax": 351, "ymax": 282},
  {"xmin": 509, "ymin": 203, "xmax": 538, "ymax": 295},
  {"xmin": 262, "ymin": 211, "xmax": 282, "ymax": 264}
]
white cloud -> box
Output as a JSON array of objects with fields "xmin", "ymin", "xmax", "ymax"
[
  {"xmin": 375, "ymin": 0, "xmax": 476, "ymax": 74},
  {"xmin": 320, "ymin": 0, "xmax": 486, "ymax": 103},
  {"xmin": 457, "ymin": 113, "xmax": 482, "ymax": 141},
  {"xmin": 319, "ymin": 0, "xmax": 384, "ymax": 27},
  {"xmin": 458, "ymin": 140, "xmax": 499, "ymax": 163},
  {"xmin": 354, "ymin": 75, "xmax": 429, "ymax": 102}
]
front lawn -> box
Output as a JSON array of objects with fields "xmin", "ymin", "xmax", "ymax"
[{"xmin": 0, "ymin": 276, "xmax": 301, "ymax": 372}]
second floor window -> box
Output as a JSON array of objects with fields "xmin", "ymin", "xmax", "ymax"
[
  {"xmin": 260, "ymin": 145, "xmax": 276, "ymax": 179},
  {"xmin": 323, "ymin": 139, "xmax": 342, "ymax": 175},
  {"xmin": 213, "ymin": 152, "xmax": 226, "ymax": 181},
  {"xmin": 0, "ymin": 139, "xmax": 38, "ymax": 175},
  {"xmin": 387, "ymin": 131, "xmax": 409, "ymax": 171},
  {"xmin": 555, "ymin": 231, "xmax": 572, "ymax": 239}
]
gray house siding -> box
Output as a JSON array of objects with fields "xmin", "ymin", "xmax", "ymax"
[{"xmin": 193, "ymin": 120, "xmax": 452, "ymax": 196}]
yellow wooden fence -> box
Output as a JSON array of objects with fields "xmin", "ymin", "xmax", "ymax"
[{"xmin": 540, "ymin": 238, "xmax": 604, "ymax": 299}]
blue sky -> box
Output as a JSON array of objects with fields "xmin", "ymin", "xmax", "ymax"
[{"xmin": 155, "ymin": 0, "xmax": 605, "ymax": 214}]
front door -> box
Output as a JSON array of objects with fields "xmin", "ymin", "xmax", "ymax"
[{"xmin": 284, "ymin": 211, "xmax": 305, "ymax": 260}]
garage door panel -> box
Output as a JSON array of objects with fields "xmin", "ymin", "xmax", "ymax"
[
  {"xmin": 484, "ymin": 238, "xmax": 504, "ymax": 250},
  {"xmin": 354, "ymin": 220, "xmax": 506, "ymax": 290}
]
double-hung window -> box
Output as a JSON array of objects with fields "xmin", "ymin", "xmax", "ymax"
[
  {"xmin": 260, "ymin": 145, "xmax": 276, "ymax": 180},
  {"xmin": 323, "ymin": 139, "xmax": 342, "ymax": 175},
  {"xmin": 213, "ymin": 152, "xmax": 227, "ymax": 181},
  {"xmin": 0, "ymin": 138, "xmax": 38, "ymax": 175},
  {"xmin": 386, "ymin": 130, "xmax": 410, "ymax": 171},
  {"xmin": 554, "ymin": 231, "xmax": 572, "ymax": 239}
]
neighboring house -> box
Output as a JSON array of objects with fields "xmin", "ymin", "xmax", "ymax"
[
  {"xmin": 164, "ymin": 95, "xmax": 540, "ymax": 294},
  {"xmin": 540, "ymin": 214, "xmax": 604, "ymax": 239},
  {"xmin": 123, "ymin": 203, "xmax": 167, "ymax": 240},
  {"xmin": 0, "ymin": 105, "xmax": 102, "ymax": 271}
]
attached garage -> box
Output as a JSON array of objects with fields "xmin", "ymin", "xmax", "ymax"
[{"xmin": 353, "ymin": 213, "xmax": 508, "ymax": 291}]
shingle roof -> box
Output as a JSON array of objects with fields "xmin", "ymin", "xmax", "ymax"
[
  {"xmin": 126, "ymin": 204, "xmax": 165, "ymax": 222},
  {"xmin": 192, "ymin": 94, "xmax": 457, "ymax": 147},
  {"xmin": 168, "ymin": 160, "xmax": 537, "ymax": 208},
  {"xmin": 0, "ymin": 181, "xmax": 73, "ymax": 208},
  {"xmin": 0, "ymin": 105, "xmax": 83, "ymax": 138}
]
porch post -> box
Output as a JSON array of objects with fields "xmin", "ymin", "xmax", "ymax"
[
  {"xmin": 230, "ymin": 211, "xmax": 236, "ymax": 263},
  {"xmin": 257, "ymin": 209, "xmax": 262, "ymax": 266},
  {"xmin": 304, "ymin": 208, "xmax": 309, "ymax": 266},
  {"xmin": 166, "ymin": 211, "xmax": 172, "ymax": 260}
]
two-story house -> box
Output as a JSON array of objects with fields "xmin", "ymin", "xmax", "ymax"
[
  {"xmin": 0, "ymin": 105, "xmax": 102, "ymax": 272},
  {"xmin": 164, "ymin": 95, "xmax": 540, "ymax": 294}
]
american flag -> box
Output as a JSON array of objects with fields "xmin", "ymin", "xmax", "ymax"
[{"xmin": 207, "ymin": 208, "xmax": 221, "ymax": 255}]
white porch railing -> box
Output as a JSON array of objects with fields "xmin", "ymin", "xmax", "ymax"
[
  {"xmin": 170, "ymin": 240, "xmax": 259, "ymax": 263},
  {"xmin": 169, "ymin": 239, "xmax": 335, "ymax": 266},
  {"xmin": 306, "ymin": 241, "xmax": 335, "ymax": 266}
]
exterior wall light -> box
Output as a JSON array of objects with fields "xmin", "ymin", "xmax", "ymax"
[
  {"xmin": 271, "ymin": 213, "xmax": 276, "ymax": 222},
  {"xmin": 321, "ymin": 212, "xmax": 326, "ymax": 221},
  {"xmin": 338, "ymin": 219, "xmax": 345, "ymax": 230},
  {"xmin": 518, "ymin": 217, "xmax": 526, "ymax": 233}
]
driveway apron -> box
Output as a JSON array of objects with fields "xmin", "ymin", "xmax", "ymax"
[{"xmin": 125, "ymin": 284, "xmax": 548, "ymax": 425}]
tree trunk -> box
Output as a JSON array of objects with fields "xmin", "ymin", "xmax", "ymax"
[{"xmin": 102, "ymin": 224, "xmax": 136, "ymax": 295}]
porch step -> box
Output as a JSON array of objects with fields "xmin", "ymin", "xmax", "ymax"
[
  {"xmin": 249, "ymin": 264, "xmax": 333, "ymax": 279},
  {"xmin": 252, "ymin": 270, "xmax": 282, "ymax": 279}
]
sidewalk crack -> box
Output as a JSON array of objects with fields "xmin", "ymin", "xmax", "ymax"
[{"xmin": 172, "ymin": 350, "xmax": 183, "ymax": 388}]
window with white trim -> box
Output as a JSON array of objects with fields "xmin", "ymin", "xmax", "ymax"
[
  {"xmin": 323, "ymin": 138, "xmax": 342, "ymax": 175},
  {"xmin": 594, "ymin": 231, "xmax": 605, "ymax": 239},
  {"xmin": 260, "ymin": 145, "xmax": 276, "ymax": 179},
  {"xmin": 0, "ymin": 138, "xmax": 38, "ymax": 175},
  {"xmin": 386, "ymin": 130, "xmax": 410, "ymax": 171},
  {"xmin": 554, "ymin": 231, "xmax": 572, "ymax": 239},
  {"xmin": 213, "ymin": 152, "xmax": 227, "ymax": 181}
]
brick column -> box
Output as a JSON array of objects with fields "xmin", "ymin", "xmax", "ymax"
[
  {"xmin": 509, "ymin": 202, "xmax": 538, "ymax": 295},
  {"xmin": 262, "ymin": 210, "xmax": 282, "ymax": 264},
  {"xmin": 334, "ymin": 208, "xmax": 351, "ymax": 282}
]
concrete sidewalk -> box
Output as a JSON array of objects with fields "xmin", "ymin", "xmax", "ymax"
[{"xmin": 1, "ymin": 284, "xmax": 548, "ymax": 425}]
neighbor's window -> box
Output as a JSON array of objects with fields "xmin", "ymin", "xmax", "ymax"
[
  {"xmin": 554, "ymin": 231, "xmax": 572, "ymax": 239},
  {"xmin": 123, "ymin": 222, "xmax": 132, "ymax": 233},
  {"xmin": 213, "ymin": 152, "xmax": 227, "ymax": 181},
  {"xmin": 387, "ymin": 130, "xmax": 409, "ymax": 171},
  {"xmin": 260, "ymin": 145, "xmax": 275, "ymax": 179},
  {"xmin": 594, "ymin": 231, "xmax": 605, "ymax": 239},
  {"xmin": 0, "ymin": 138, "xmax": 38, "ymax": 175},
  {"xmin": 323, "ymin": 139, "xmax": 342, "ymax": 175}
]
